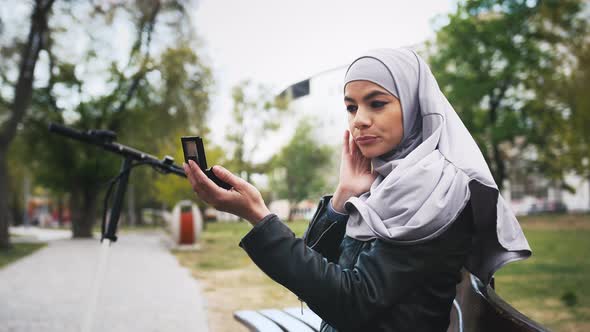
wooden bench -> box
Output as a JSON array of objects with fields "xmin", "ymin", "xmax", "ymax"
[
  {"xmin": 234, "ymin": 271, "xmax": 550, "ymax": 332},
  {"xmin": 234, "ymin": 307, "xmax": 322, "ymax": 332},
  {"xmin": 234, "ymin": 302, "xmax": 462, "ymax": 332}
]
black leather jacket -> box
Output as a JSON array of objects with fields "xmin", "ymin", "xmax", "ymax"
[{"xmin": 240, "ymin": 196, "xmax": 474, "ymax": 332}]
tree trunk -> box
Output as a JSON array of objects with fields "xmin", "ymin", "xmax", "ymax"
[
  {"xmin": 0, "ymin": 149, "xmax": 12, "ymax": 249},
  {"xmin": 0, "ymin": 0, "xmax": 55, "ymax": 250},
  {"xmin": 57, "ymin": 194, "xmax": 63, "ymax": 226},
  {"xmin": 287, "ymin": 201, "xmax": 294, "ymax": 222},
  {"xmin": 488, "ymin": 85, "xmax": 509, "ymax": 191},
  {"xmin": 22, "ymin": 176, "xmax": 31, "ymax": 226},
  {"xmin": 492, "ymin": 143, "xmax": 506, "ymax": 192},
  {"xmin": 70, "ymin": 186, "xmax": 100, "ymax": 238},
  {"xmin": 135, "ymin": 206, "xmax": 144, "ymax": 226},
  {"xmin": 10, "ymin": 181, "xmax": 23, "ymax": 226}
]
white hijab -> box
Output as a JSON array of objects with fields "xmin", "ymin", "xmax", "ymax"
[{"xmin": 343, "ymin": 49, "xmax": 531, "ymax": 285}]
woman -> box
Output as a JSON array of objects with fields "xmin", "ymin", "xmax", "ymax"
[{"xmin": 183, "ymin": 48, "xmax": 531, "ymax": 332}]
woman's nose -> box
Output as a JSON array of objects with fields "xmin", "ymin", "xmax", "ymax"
[{"xmin": 353, "ymin": 107, "xmax": 371, "ymax": 129}]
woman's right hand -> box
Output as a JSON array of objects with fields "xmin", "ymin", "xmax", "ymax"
[
  {"xmin": 183, "ymin": 161, "xmax": 271, "ymax": 226},
  {"xmin": 332, "ymin": 130, "xmax": 377, "ymax": 213}
]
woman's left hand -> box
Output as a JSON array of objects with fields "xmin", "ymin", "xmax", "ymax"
[{"xmin": 183, "ymin": 160, "xmax": 271, "ymax": 226}]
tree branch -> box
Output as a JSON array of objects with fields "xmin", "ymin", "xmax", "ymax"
[
  {"xmin": 488, "ymin": 79, "xmax": 511, "ymax": 189},
  {"xmin": 0, "ymin": 0, "xmax": 55, "ymax": 146},
  {"xmin": 488, "ymin": 79, "xmax": 510, "ymax": 123},
  {"xmin": 43, "ymin": 34, "xmax": 60, "ymax": 113},
  {"xmin": 109, "ymin": 1, "xmax": 161, "ymax": 132}
]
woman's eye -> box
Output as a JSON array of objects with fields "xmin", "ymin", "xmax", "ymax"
[
  {"xmin": 346, "ymin": 105, "xmax": 358, "ymax": 112},
  {"xmin": 371, "ymin": 101, "xmax": 387, "ymax": 108}
]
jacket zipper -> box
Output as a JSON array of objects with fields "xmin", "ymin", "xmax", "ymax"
[
  {"xmin": 303, "ymin": 197, "xmax": 328, "ymax": 245},
  {"xmin": 300, "ymin": 196, "xmax": 329, "ymax": 311},
  {"xmin": 309, "ymin": 221, "xmax": 338, "ymax": 250}
]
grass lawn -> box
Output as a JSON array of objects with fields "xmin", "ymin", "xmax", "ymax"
[
  {"xmin": 495, "ymin": 213, "xmax": 590, "ymax": 332},
  {"xmin": 173, "ymin": 220, "xmax": 309, "ymax": 332},
  {"xmin": 173, "ymin": 214, "xmax": 590, "ymax": 332},
  {"xmin": 0, "ymin": 242, "xmax": 47, "ymax": 269}
]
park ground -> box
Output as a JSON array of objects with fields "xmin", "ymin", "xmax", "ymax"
[
  {"xmin": 174, "ymin": 214, "xmax": 590, "ymax": 332},
  {"xmin": 2, "ymin": 213, "xmax": 588, "ymax": 332}
]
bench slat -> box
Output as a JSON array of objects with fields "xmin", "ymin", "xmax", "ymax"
[
  {"xmin": 260, "ymin": 309, "xmax": 316, "ymax": 332},
  {"xmin": 233, "ymin": 310, "xmax": 284, "ymax": 332},
  {"xmin": 283, "ymin": 307, "xmax": 322, "ymax": 331}
]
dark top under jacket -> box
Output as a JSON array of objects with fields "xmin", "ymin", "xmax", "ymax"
[{"xmin": 239, "ymin": 195, "xmax": 474, "ymax": 332}]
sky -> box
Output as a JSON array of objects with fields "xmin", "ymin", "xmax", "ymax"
[
  {"xmin": 3, "ymin": 0, "xmax": 456, "ymax": 160},
  {"xmin": 191, "ymin": 0, "xmax": 456, "ymax": 150}
]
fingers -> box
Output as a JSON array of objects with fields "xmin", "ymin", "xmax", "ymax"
[
  {"xmin": 343, "ymin": 130, "xmax": 350, "ymax": 155},
  {"xmin": 191, "ymin": 160, "xmax": 218, "ymax": 189},
  {"xmin": 183, "ymin": 161, "xmax": 202, "ymax": 195},
  {"xmin": 211, "ymin": 165, "xmax": 243, "ymax": 188},
  {"xmin": 183, "ymin": 162, "xmax": 199, "ymax": 190},
  {"xmin": 184, "ymin": 160, "xmax": 220, "ymax": 198},
  {"xmin": 342, "ymin": 129, "xmax": 366, "ymax": 164},
  {"xmin": 348, "ymin": 130, "xmax": 362, "ymax": 157}
]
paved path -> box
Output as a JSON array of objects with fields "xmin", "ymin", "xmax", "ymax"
[{"xmin": 0, "ymin": 232, "xmax": 209, "ymax": 332}]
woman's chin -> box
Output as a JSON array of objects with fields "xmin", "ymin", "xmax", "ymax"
[
  {"xmin": 360, "ymin": 146, "xmax": 398, "ymax": 159},
  {"xmin": 358, "ymin": 147, "xmax": 380, "ymax": 159}
]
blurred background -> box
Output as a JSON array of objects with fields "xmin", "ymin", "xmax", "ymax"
[{"xmin": 0, "ymin": 0, "xmax": 589, "ymax": 331}]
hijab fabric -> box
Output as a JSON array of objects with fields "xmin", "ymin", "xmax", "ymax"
[{"xmin": 342, "ymin": 49, "xmax": 531, "ymax": 285}]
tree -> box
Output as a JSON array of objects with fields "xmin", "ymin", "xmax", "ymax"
[
  {"xmin": 547, "ymin": 18, "xmax": 590, "ymax": 203},
  {"xmin": 4, "ymin": 0, "xmax": 213, "ymax": 239},
  {"xmin": 564, "ymin": 45, "xmax": 590, "ymax": 175},
  {"xmin": 271, "ymin": 119, "xmax": 333, "ymax": 220},
  {"xmin": 428, "ymin": 0, "xmax": 587, "ymax": 190},
  {"xmin": 0, "ymin": 0, "xmax": 55, "ymax": 248},
  {"xmin": 6, "ymin": 136, "xmax": 29, "ymax": 226},
  {"xmin": 517, "ymin": 1, "xmax": 589, "ymax": 196},
  {"xmin": 225, "ymin": 80, "xmax": 288, "ymax": 183}
]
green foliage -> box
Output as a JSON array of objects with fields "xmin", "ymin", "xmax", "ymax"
[
  {"xmin": 6, "ymin": 135, "xmax": 30, "ymax": 224},
  {"xmin": 7, "ymin": 1, "xmax": 213, "ymax": 234},
  {"xmin": 555, "ymin": 35, "xmax": 590, "ymax": 181},
  {"xmin": 271, "ymin": 119, "xmax": 334, "ymax": 205},
  {"xmin": 225, "ymin": 80, "xmax": 289, "ymax": 182},
  {"xmin": 428, "ymin": 0, "xmax": 588, "ymax": 187}
]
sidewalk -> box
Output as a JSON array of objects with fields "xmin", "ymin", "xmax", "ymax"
[
  {"xmin": 9, "ymin": 225, "xmax": 72, "ymax": 242},
  {"xmin": 0, "ymin": 231, "xmax": 209, "ymax": 332}
]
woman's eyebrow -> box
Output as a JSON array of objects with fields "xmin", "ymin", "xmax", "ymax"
[
  {"xmin": 344, "ymin": 90, "xmax": 390, "ymax": 102},
  {"xmin": 363, "ymin": 90, "xmax": 390, "ymax": 101}
]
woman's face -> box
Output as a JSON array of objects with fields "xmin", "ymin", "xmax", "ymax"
[{"xmin": 344, "ymin": 80, "xmax": 404, "ymax": 158}]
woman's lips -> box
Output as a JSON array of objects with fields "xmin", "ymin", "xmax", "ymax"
[{"xmin": 355, "ymin": 136, "xmax": 379, "ymax": 145}]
